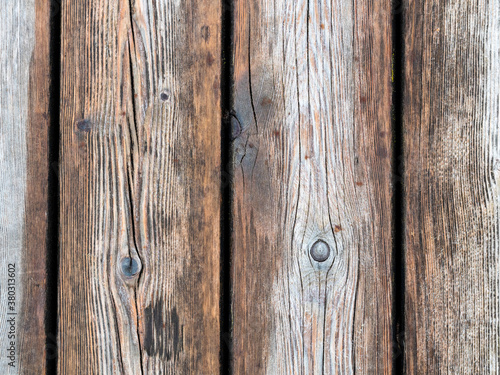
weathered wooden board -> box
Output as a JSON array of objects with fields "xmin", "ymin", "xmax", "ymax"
[
  {"xmin": 59, "ymin": 0, "xmax": 221, "ymax": 373},
  {"xmin": 232, "ymin": 0, "xmax": 393, "ymax": 373},
  {"xmin": 0, "ymin": 0, "xmax": 52, "ymax": 373},
  {"xmin": 405, "ymin": 0, "xmax": 500, "ymax": 373}
]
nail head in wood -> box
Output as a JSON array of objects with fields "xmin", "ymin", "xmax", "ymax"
[
  {"xmin": 121, "ymin": 257, "xmax": 140, "ymax": 277},
  {"xmin": 310, "ymin": 240, "xmax": 331, "ymax": 262}
]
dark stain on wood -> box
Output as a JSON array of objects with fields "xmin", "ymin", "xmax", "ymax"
[
  {"xmin": 260, "ymin": 96, "xmax": 272, "ymax": 106},
  {"xmin": 376, "ymin": 146, "xmax": 388, "ymax": 158},
  {"xmin": 75, "ymin": 119, "xmax": 92, "ymax": 133},
  {"xmin": 206, "ymin": 52, "xmax": 215, "ymax": 66},
  {"xmin": 201, "ymin": 25, "xmax": 210, "ymax": 42},
  {"xmin": 144, "ymin": 300, "xmax": 184, "ymax": 361}
]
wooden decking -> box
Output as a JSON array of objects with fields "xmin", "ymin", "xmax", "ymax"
[{"xmin": 0, "ymin": 0, "xmax": 499, "ymax": 374}]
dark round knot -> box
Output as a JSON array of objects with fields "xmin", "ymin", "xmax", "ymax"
[
  {"xmin": 121, "ymin": 257, "xmax": 140, "ymax": 277},
  {"xmin": 310, "ymin": 240, "xmax": 331, "ymax": 262}
]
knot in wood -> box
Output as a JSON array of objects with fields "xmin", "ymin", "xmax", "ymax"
[
  {"xmin": 160, "ymin": 91, "xmax": 170, "ymax": 101},
  {"xmin": 310, "ymin": 240, "xmax": 331, "ymax": 262},
  {"xmin": 121, "ymin": 257, "xmax": 140, "ymax": 277}
]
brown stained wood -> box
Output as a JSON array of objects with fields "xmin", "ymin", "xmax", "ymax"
[
  {"xmin": 232, "ymin": 0, "xmax": 393, "ymax": 373},
  {"xmin": 59, "ymin": 0, "xmax": 220, "ymax": 373},
  {"xmin": 405, "ymin": 0, "xmax": 500, "ymax": 373},
  {"xmin": 0, "ymin": 0, "xmax": 52, "ymax": 373}
]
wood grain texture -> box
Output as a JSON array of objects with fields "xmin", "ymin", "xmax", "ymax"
[
  {"xmin": 232, "ymin": 0, "xmax": 393, "ymax": 373},
  {"xmin": 405, "ymin": 0, "xmax": 500, "ymax": 373},
  {"xmin": 59, "ymin": 0, "xmax": 220, "ymax": 373},
  {"xmin": 0, "ymin": 0, "xmax": 51, "ymax": 373}
]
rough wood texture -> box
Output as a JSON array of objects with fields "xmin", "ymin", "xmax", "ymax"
[
  {"xmin": 0, "ymin": 0, "xmax": 51, "ymax": 373},
  {"xmin": 59, "ymin": 0, "xmax": 220, "ymax": 373},
  {"xmin": 232, "ymin": 0, "xmax": 393, "ymax": 373},
  {"xmin": 405, "ymin": 0, "xmax": 500, "ymax": 373}
]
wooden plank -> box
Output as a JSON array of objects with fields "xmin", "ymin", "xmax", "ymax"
[
  {"xmin": 0, "ymin": 0, "xmax": 52, "ymax": 373},
  {"xmin": 232, "ymin": 0, "xmax": 393, "ymax": 373},
  {"xmin": 59, "ymin": 0, "xmax": 221, "ymax": 373},
  {"xmin": 405, "ymin": 0, "xmax": 500, "ymax": 372}
]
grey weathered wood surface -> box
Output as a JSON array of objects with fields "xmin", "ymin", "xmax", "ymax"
[
  {"xmin": 59, "ymin": 0, "xmax": 221, "ymax": 373},
  {"xmin": 232, "ymin": 0, "xmax": 393, "ymax": 373},
  {"xmin": 405, "ymin": 0, "xmax": 500, "ymax": 373},
  {"xmin": 0, "ymin": 0, "xmax": 52, "ymax": 373}
]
